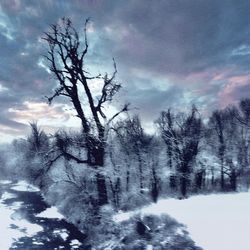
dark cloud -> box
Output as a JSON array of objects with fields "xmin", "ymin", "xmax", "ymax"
[
  {"xmin": 0, "ymin": 0, "xmax": 250, "ymax": 142},
  {"xmin": 102, "ymin": 0, "xmax": 250, "ymax": 75}
]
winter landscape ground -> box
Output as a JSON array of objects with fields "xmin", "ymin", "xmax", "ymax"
[
  {"xmin": 114, "ymin": 192, "xmax": 250, "ymax": 250},
  {"xmin": 1, "ymin": 179, "xmax": 249, "ymax": 249}
]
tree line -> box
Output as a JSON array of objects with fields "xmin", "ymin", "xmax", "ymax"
[{"xmin": 1, "ymin": 18, "xmax": 250, "ymax": 213}]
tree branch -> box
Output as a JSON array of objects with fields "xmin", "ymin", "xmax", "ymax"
[{"xmin": 107, "ymin": 103, "xmax": 130, "ymax": 127}]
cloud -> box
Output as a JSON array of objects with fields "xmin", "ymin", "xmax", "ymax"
[
  {"xmin": 0, "ymin": 0, "xmax": 250, "ymax": 141},
  {"xmin": 218, "ymin": 74, "xmax": 250, "ymax": 108}
]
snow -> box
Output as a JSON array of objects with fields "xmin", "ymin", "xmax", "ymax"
[
  {"xmin": 54, "ymin": 229, "xmax": 69, "ymax": 241},
  {"xmin": 0, "ymin": 180, "xmax": 12, "ymax": 185},
  {"xmin": 146, "ymin": 245, "xmax": 153, "ymax": 250},
  {"xmin": 0, "ymin": 194, "xmax": 43, "ymax": 249},
  {"xmin": 36, "ymin": 206, "xmax": 64, "ymax": 219},
  {"xmin": 1, "ymin": 191, "xmax": 17, "ymax": 200},
  {"xmin": 114, "ymin": 192, "xmax": 250, "ymax": 250},
  {"xmin": 11, "ymin": 180, "xmax": 39, "ymax": 192},
  {"xmin": 70, "ymin": 239, "xmax": 82, "ymax": 248},
  {"xmin": 33, "ymin": 242, "xmax": 44, "ymax": 245}
]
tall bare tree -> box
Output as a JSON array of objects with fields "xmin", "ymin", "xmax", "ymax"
[
  {"xmin": 43, "ymin": 18, "xmax": 128, "ymax": 206},
  {"xmin": 208, "ymin": 110, "xmax": 226, "ymax": 190}
]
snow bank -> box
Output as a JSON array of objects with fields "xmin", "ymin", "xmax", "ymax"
[
  {"xmin": 0, "ymin": 196, "xmax": 43, "ymax": 249},
  {"xmin": 36, "ymin": 206, "xmax": 64, "ymax": 219},
  {"xmin": 114, "ymin": 192, "xmax": 250, "ymax": 250},
  {"xmin": 1, "ymin": 191, "xmax": 17, "ymax": 200},
  {"xmin": 0, "ymin": 180, "xmax": 12, "ymax": 185},
  {"xmin": 11, "ymin": 180, "xmax": 39, "ymax": 192}
]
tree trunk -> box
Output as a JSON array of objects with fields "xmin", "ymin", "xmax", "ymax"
[
  {"xmin": 195, "ymin": 171, "xmax": 203, "ymax": 190},
  {"xmin": 96, "ymin": 172, "xmax": 108, "ymax": 206},
  {"xmin": 167, "ymin": 146, "xmax": 172, "ymax": 168},
  {"xmin": 219, "ymin": 147, "xmax": 225, "ymax": 191},
  {"xmin": 220, "ymin": 163, "xmax": 224, "ymax": 191},
  {"xmin": 126, "ymin": 169, "xmax": 130, "ymax": 192},
  {"xmin": 88, "ymin": 143, "xmax": 108, "ymax": 206},
  {"xmin": 180, "ymin": 175, "xmax": 187, "ymax": 198},
  {"xmin": 151, "ymin": 167, "xmax": 159, "ymax": 203},
  {"xmin": 180, "ymin": 162, "xmax": 188, "ymax": 198},
  {"xmin": 230, "ymin": 170, "xmax": 237, "ymax": 191},
  {"xmin": 138, "ymin": 153, "xmax": 144, "ymax": 194},
  {"xmin": 211, "ymin": 167, "xmax": 215, "ymax": 187},
  {"xmin": 109, "ymin": 177, "xmax": 120, "ymax": 209},
  {"xmin": 170, "ymin": 175, "xmax": 177, "ymax": 189}
]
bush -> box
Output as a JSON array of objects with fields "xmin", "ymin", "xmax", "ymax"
[
  {"xmin": 94, "ymin": 214, "xmax": 202, "ymax": 249},
  {"xmin": 119, "ymin": 191, "xmax": 152, "ymax": 211}
]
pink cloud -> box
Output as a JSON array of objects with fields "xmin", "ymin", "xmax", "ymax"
[
  {"xmin": 218, "ymin": 74, "xmax": 250, "ymax": 108},
  {"xmin": 8, "ymin": 101, "xmax": 70, "ymax": 124}
]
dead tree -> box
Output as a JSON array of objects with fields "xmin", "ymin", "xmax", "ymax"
[{"xmin": 43, "ymin": 18, "xmax": 128, "ymax": 206}]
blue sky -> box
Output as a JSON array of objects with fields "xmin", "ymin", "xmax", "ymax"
[{"xmin": 0, "ymin": 0, "xmax": 250, "ymax": 142}]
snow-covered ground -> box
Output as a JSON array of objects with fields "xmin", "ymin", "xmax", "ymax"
[
  {"xmin": 114, "ymin": 192, "xmax": 250, "ymax": 250},
  {"xmin": 36, "ymin": 206, "xmax": 64, "ymax": 219}
]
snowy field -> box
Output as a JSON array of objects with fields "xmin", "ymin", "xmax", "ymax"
[
  {"xmin": 1, "ymin": 179, "xmax": 249, "ymax": 249},
  {"xmin": 115, "ymin": 192, "xmax": 250, "ymax": 250}
]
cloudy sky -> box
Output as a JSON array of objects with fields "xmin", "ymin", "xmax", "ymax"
[{"xmin": 0, "ymin": 0, "xmax": 250, "ymax": 143}]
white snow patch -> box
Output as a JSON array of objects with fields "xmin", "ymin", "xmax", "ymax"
[
  {"xmin": 33, "ymin": 242, "xmax": 44, "ymax": 245},
  {"xmin": 1, "ymin": 191, "xmax": 17, "ymax": 200},
  {"xmin": 176, "ymin": 227, "xmax": 185, "ymax": 236},
  {"xmin": 54, "ymin": 229, "xmax": 69, "ymax": 241},
  {"xmin": 0, "ymin": 180, "xmax": 12, "ymax": 184},
  {"xmin": 70, "ymin": 239, "xmax": 82, "ymax": 248},
  {"xmin": 11, "ymin": 180, "xmax": 39, "ymax": 192},
  {"xmin": 114, "ymin": 210, "xmax": 134, "ymax": 223},
  {"xmin": 146, "ymin": 244, "xmax": 153, "ymax": 250},
  {"xmin": 10, "ymin": 202, "xmax": 23, "ymax": 210},
  {"xmin": 59, "ymin": 231, "xmax": 68, "ymax": 241},
  {"xmin": 114, "ymin": 192, "xmax": 250, "ymax": 250},
  {"xmin": 36, "ymin": 206, "xmax": 64, "ymax": 219}
]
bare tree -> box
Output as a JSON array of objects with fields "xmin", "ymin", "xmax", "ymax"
[
  {"xmin": 207, "ymin": 107, "xmax": 245, "ymax": 191},
  {"xmin": 157, "ymin": 109, "xmax": 174, "ymax": 169},
  {"xmin": 208, "ymin": 110, "xmax": 226, "ymax": 190},
  {"xmin": 157, "ymin": 106, "xmax": 202, "ymax": 197},
  {"xmin": 27, "ymin": 122, "xmax": 49, "ymax": 157},
  {"xmin": 113, "ymin": 115, "xmax": 152, "ymax": 194},
  {"xmin": 235, "ymin": 99, "xmax": 250, "ymax": 171},
  {"xmin": 43, "ymin": 18, "xmax": 128, "ymax": 206}
]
